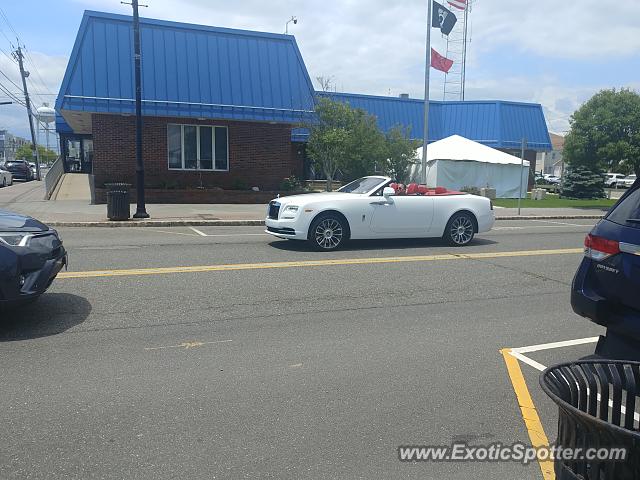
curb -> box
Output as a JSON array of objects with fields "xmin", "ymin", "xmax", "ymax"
[
  {"xmin": 47, "ymin": 219, "xmax": 266, "ymax": 228},
  {"xmin": 46, "ymin": 215, "xmax": 604, "ymax": 228}
]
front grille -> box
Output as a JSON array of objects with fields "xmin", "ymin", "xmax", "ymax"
[
  {"xmin": 268, "ymin": 201, "xmax": 280, "ymax": 220},
  {"xmin": 267, "ymin": 226, "xmax": 295, "ymax": 235}
]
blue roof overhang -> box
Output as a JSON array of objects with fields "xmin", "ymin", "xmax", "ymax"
[
  {"xmin": 57, "ymin": 11, "xmax": 316, "ymax": 133},
  {"xmin": 303, "ymin": 92, "xmax": 552, "ymax": 151}
]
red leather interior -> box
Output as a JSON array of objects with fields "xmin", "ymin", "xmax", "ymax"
[
  {"xmin": 388, "ymin": 183, "xmax": 465, "ymax": 196},
  {"xmin": 405, "ymin": 183, "xmax": 418, "ymax": 195}
]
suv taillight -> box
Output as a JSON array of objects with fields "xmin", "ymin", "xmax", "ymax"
[{"xmin": 584, "ymin": 233, "xmax": 620, "ymax": 261}]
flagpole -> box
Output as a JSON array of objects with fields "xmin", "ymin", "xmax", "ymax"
[{"xmin": 421, "ymin": 0, "xmax": 432, "ymax": 185}]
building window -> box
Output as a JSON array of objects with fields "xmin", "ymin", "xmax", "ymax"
[{"xmin": 167, "ymin": 124, "xmax": 229, "ymax": 171}]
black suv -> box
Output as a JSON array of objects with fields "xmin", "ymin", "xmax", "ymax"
[
  {"xmin": 3, "ymin": 160, "xmax": 34, "ymax": 181},
  {"xmin": 572, "ymin": 179, "xmax": 640, "ymax": 358}
]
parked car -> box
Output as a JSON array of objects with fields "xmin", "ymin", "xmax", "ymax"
[
  {"xmin": 28, "ymin": 162, "xmax": 37, "ymax": 178},
  {"xmin": 617, "ymin": 174, "xmax": 637, "ymax": 189},
  {"xmin": 0, "ymin": 210, "xmax": 67, "ymax": 309},
  {"xmin": 571, "ymin": 180, "xmax": 640, "ymax": 358},
  {"xmin": 0, "ymin": 167, "xmax": 12, "ymax": 187},
  {"xmin": 3, "ymin": 160, "xmax": 34, "ymax": 181},
  {"xmin": 543, "ymin": 174, "xmax": 561, "ymax": 185},
  {"xmin": 265, "ymin": 176, "xmax": 495, "ymax": 250},
  {"xmin": 605, "ymin": 173, "xmax": 626, "ymax": 188}
]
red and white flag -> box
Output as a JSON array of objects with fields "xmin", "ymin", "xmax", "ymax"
[
  {"xmin": 447, "ymin": 0, "xmax": 467, "ymax": 10},
  {"xmin": 430, "ymin": 48, "xmax": 454, "ymax": 73}
]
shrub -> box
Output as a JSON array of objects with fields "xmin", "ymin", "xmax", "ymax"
[
  {"xmin": 560, "ymin": 165, "xmax": 605, "ymax": 199},
  {"xmin": 231, "ymin": 178, "xmax": 249, "ymax": 190},
  {"xmin": 279, "ymin": 175, "xmax": 303, "ymax": 191}
]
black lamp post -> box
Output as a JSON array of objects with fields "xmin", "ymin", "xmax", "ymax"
[{"xmin": 123, "ymin": 0, "xmax": 149, "ymax": 218}]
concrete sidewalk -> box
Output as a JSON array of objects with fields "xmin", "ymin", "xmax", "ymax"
[{"xmin": 0, "ymin": 180, "xmax": 609, "ymax": 227}]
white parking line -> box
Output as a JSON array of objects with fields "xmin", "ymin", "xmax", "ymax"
[
  {"xmin": 511, "ymin": 336, "xmax": 599, "ymax": 354},
  {"xmin": 189, "ymin": 226, "xmax": 208, "ymax": 236},
  {"xmin": 509, "ymin": 348, "xmax": 640, "ymax": 423},
  {"xmin": 530, "ymin": 219, "xmax": 589, "ymax": 227},
  {"xmin": 201, "ymin": 233, "xmax": 270, "ymax": 237}
]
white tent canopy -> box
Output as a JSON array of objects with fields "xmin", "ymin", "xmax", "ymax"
[{"xmin": 412, "ymin": 135, "xmax": 530, "ymax": 198}]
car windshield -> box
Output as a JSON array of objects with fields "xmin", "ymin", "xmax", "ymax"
[{"xmin": 338, "ymin": 177, "xmax": 386, "ymax": 194}]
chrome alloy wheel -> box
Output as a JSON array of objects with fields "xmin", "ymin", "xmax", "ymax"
[
  {"xmin": 449, "ymin": 215, "xmax": 474, "ymax": 245},
  {"xmin": 314, "ymin": 218, "xmax": 343, "ymax": 250}
]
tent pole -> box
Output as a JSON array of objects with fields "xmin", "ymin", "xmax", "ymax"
[{"xmin": 517, "ymin": 138, "xmax": 527, "ymax": 215}]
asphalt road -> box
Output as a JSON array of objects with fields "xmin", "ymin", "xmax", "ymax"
[{"xmin": 0, "ymin": 219, "xmax": 605, "ymax": 479}]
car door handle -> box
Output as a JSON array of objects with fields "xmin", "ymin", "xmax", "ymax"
[{"xmin": 369, "ymin": 201, "xmax": 388, "ymax": 205}]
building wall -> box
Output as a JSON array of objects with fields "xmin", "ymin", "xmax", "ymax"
[{"xmin": 91, "ymin": 114, "xmax": 299, "ymax": 191}]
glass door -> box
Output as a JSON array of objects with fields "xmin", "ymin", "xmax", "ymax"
[{"xmin": 81, "ymin": 139, "xmax": 93, "ymax": 174}]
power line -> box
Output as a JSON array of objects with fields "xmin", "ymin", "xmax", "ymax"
[
  {"xmin": 0, "ymin": 7, "xmax": 19, "ymax": 40},
  {"xmin": 24, "ymin": 47, "xmax": 53, "ymax": 95},
  {"xmin": 0, "ymin": 68, "xmax": 22, "ymax": 91}
]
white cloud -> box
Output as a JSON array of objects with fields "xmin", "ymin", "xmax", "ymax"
[
  {"xmin": 2, "ymin": 0, "xmax": 639, "ymax": 138},
  {"xmin": 0, "ymin": 50, "xmax": 67, "ymax": 139}
]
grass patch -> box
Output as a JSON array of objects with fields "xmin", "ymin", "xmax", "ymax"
[{"xmin": 493, "ymin": 194, "xmax": 617, "ymax": 209}]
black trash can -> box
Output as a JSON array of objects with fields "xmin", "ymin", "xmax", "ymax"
[
  {"xmin": 105, "ymin": 183, "xmax": 131, "ymax": 221},
  {"xmin": 540, "ymin": 360, "xmax": 640, "ymax": 479}
]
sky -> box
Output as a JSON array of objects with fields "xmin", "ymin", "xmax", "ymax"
[{"xmin": 0, "ymin": 0, "xmax": 639, "ymax": 142}]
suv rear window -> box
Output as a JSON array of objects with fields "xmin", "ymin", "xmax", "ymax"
[{"xmin": 608, "ymin": 185, "xmax": 640, "ymax": 228}]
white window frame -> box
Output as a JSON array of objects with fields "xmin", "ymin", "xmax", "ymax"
[{"xmin": 167, "ymin": 123, "xmax": 229, "ymax": 172}]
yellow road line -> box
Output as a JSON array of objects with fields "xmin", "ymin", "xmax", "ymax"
[
  {"xmin": 500, "ymin": 348, "xmax": 555, "ymax": 480},
  {"xmin": 57, "ymin": 248, "xmax": 582, "ymax": 280}
]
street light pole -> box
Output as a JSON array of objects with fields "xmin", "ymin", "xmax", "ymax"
[
  {"xmin": 285, "ymin": 16, "xmax": 297, "ymax": 34},
  {"xmin": 123, "ymin": 0, "xmax": 149, "ymax": 218}
]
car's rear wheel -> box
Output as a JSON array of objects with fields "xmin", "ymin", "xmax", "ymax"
[
  {"xmin": 444, "ymin": 212, "xmax": 475, "ymax": 247},
  {"xmin": 1, "ymin": 178, "xmax": 5, "ymax": 187},
  {"xmin": 308, "ymin": 214, "xmax": 347, "ymax": 251}
]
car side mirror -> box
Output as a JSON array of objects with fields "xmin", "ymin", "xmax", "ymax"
[{"xmin": 382, "ymin": 187, "xmax": 395, "ymax": 198}]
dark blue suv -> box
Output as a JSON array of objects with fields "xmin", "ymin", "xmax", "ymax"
[{"xmin": 572, "ymin": 179, "xmax": 640, "ymax": 359}]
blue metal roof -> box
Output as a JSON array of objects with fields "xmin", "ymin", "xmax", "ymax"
[
  {"xmin": 56, "ymin": 11, "xmax": 315, "ymax": 127},
  {"xmin": 306, "ymin": 92, "xmax": 551, "ymax": 151},
  {"xmin": 55, "ymin": 113, "xmax": 73, "ymax": 135}
]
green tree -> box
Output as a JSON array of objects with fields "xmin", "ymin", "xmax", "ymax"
[
  {"xmin": 15, "ymin": 143, "xmax": 57, "ymax": 165},
  {"xmin": 307, "ymin": 98, "xmax": 387, "ymax": 190},
  {"xmin": 564, "ymin": 88, "xmax": 640, "ymax": 175},
  {"xmin": 383, "ymin": 126, "xmax": 419, "ymax": 183},
  {"xmin": 560, "ymin": 164, "xmax": 605, "ymax": 199}
]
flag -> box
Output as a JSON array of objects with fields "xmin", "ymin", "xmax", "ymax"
[
  {"xmin": 447, "ymin": 0, "xmax": 467, "ymax": 10},
  {"xmin": 432, "ymin": 1, "xmax": 457, "ymax": 35},
  {"xmin": 431, "ymin": 48, "xmax": 454, "ymax": 73}
]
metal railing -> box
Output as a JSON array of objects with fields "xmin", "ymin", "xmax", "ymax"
[{"xmin": 44, "ymin": 157, "xmax": 64, "ymax": 200}]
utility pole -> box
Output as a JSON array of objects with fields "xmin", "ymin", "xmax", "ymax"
[
  {"xmin": 122, "ymin": 0, "xmax": 149, "ymax": 218},
  {"xmin": 14, "ymin": 46, "xmax": 41, "ymax": 181}
]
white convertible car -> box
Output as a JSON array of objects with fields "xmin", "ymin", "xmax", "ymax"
[{"xmin": 265, "ymin": 176, "xmax": 495, "ymax": 250}]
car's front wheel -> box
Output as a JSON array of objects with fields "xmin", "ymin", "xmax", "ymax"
[
  {"xmin": 444, "ymin": 212, "xmax": 475, "ymax": 247},
  {"xmin": 308, "ymin": 213, "xmax": 347, "ymax": 251}
]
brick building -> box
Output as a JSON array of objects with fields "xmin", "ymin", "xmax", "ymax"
[{"xmin": 56, "ymin": 11, "xmax": 551, "ymax": 202}]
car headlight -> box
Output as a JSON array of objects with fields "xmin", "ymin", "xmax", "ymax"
[
  {"xmin": 281, "ymin": 205, "xmax": 299, "ymax": 219},
  {"xmin": 0, "ymin": 232, "xmax": 33, "ymax": 247}
]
